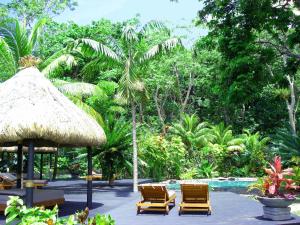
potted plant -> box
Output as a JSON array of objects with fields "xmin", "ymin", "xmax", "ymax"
[{"xmin": 249, "ymin": 156, "xmax": 299, "ymax": 221}]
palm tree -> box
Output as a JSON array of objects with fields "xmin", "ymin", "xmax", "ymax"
[
  {"xmin": 0, "ymin": 18, "xmax": 46, "ymax": 80},
  {"xmin": 240, "ymin": 130, "xmax": 269, "ymax": 174},
  {"xmin": 116, "ymin": 23, "xmax": 181, "ymax": 191},
  {"xmin": 34, "ymin": 21, "xmax": 181, "ymax": 191},
  {"xmin": 71, "ymin": 22, "xmax": 181, "ymax": 192},
  {"xmin": 170, "ymin": 114, "xmax": 211, "ymax": 157},
  {"xmin": 93, "ymin": 114, "xmax": 132, "ymax": 186},
  {"xmin": 209, "ymin": 123, "xmax": 244, "ymax": 151},
  {"xmin": 208, "ymin": 123, "xmax": 245, "ymax": 175}
]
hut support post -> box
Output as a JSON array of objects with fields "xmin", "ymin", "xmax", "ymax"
[
  {"xmin": 87, "ymin": 146, "xmax": 92, "ymax": 209},
  {"xmin": 26, "ymin": 141, "xmax": 35, "ymax": 208},
  {"xmin": 40, "ymin": 153, "xmax": 43, "ymax": 180},
  {"xmin": 16, "ymin": 145, "xmax": 23, "ymax": 188},
  {"xmin": 53, "ymin": 151, "xmax": 58, "ymax": 180},
  {"xmin": 49, "ymin": 153, "xmax": 52, "ymax": 180}
]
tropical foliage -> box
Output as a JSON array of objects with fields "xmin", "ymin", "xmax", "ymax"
[
  {"xmin": 0, "ymin": 18, "xmax": 46, "ymax": 80},
  {"xmin": 0, "ymin": 0, "xmax": 300, "ymax": 193},
  {"xmin": 249, "ymin": 156, "xmax": 299, "ymax": 199},
  {"xmin": 94, "ymin": 115, "xmax": 132, "ymax": 185},
  {"xmin": 5, "ymin": 196, "xmax": 115, "ymax": 225}
]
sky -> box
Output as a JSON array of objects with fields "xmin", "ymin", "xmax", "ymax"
[{"xmin": 54, "ymin": 0, "xmax": 207, "ymax": 46}]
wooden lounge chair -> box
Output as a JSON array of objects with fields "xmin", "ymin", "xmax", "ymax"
[
  {"xmin": 136, "ymin": 184, "xmax": 176, "ymax": 215},
  {"xmin": 0, "ymin": 173, "xmax": 17, "ymax": 190},
  {"xmin": 179, "ymin": 183, "xmax": 212, "ymax": 215},
  {"xmin": 0, "ymin": 189, "xmax": 65, "ymax": 212},
  {"xmin": 91, "ymin": 171, "xmax": 102, "ymax": 180},
  {"xmin": 81, "ymin": 171, "xmax": 103, "ymax": 180},
  {"xmin": 0, "ymin": 173, "xmax": 48, "ymax": 189}
]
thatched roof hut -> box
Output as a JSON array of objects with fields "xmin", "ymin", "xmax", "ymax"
[
  {"xmin": 0, "ymin": 146, "xmax": 57, "ymax": 153},
  {"xmin": 0, "ymin": 67, "xmax": 106, "ymax": 147}
]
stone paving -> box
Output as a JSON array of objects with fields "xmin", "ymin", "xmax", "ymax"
[{"xmin": 0, "ymin": 179, "xmax": 299, "ymax": 225}]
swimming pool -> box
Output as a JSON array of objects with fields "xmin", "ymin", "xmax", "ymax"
[{"xmin": 166, "ymin": 178, "xmax": 256, "ymax": 192}]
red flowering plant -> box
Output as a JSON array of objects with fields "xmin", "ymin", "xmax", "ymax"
[{"xmin": 249, "ymin": 156, "xmax": 299, "ymax": 199}]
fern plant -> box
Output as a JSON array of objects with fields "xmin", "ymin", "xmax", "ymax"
[
  {"xmin": 169, "ymin": 114, "xmax": 211, "ymax": 158},
  {"xmin": 93, "ymin": 114, "xmax": 132, "ymax": 185},
  {"xmin": 207, "ymin": 123, "xmax": 245, "ymax": 176},
  {"xmin": 272, "ymin": 128, "xmax": 300, "ymax": 162}
]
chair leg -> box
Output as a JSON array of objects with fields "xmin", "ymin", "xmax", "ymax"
[
  {"xmin": 207, "ymin": 207, "xmax": 212, "ymax": 215},
  {"xmin": 178, "ymin": 206, "xmax": 182, "ymax": 216},
  {"xmin": 137, "ymin": 206, "xmax": 141, "ymax": 215},
  {"xmin": 165, "ymin": 205, "xmax": 169, "ymax": 215}
]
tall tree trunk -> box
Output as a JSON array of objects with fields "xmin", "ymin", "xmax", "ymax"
[
  {"xmin": 131, "ymin": 102, "xmax": 138, "ymax": 192},
  {"xmin": 173, "ymin": 65, "xmax": 194, "ymax": 115},
  {"xmin": 181, "ymin": 72, "xmax": 194, "ymax": 113},
  {"xmin": 108, "ymin": 162, "xmax": 115, "ymax": 186},
  {"xmin": 173, "ymin": 65, "xmax": 184, "ymax": 106},
  {"xmin": 139, "ymin": 103, "xmax": 144, "ymax": 123},
  {"xmin": 286, "ymin": 75, "xmax": 298, "ymax": 136},
  {"xmin": 154, "ymin": 86, "xmax": 166, "ymax": 134}
]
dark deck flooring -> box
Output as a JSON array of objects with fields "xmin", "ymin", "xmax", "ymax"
[{"xmin": 0, "ymin": 179, "xmax": 299, "ymax": 225}]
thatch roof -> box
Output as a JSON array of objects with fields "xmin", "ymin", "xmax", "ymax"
[
  {"xmin": 0, "ymin": 67, "xmax": 106, "ymax": 147},
  {"xmin": 0, "ymin": 146, "xmax": 57, "ymax": 153}
]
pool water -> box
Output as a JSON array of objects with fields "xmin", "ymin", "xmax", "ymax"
[{"xmin": 167, "ymin": 180, "xmax": 255, "ymax": 191}]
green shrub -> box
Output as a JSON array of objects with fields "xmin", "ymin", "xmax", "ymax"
[
  {"xmin": 139, "ymin": 134, "xmax": 185, "ymax": 181},
  {"xmin": 5, "ymin": 196, "xmax": 115, "ymax": 225},
  {"xmin": 180, "ymin": 168, "xmax": 198, "ymax": 180}
]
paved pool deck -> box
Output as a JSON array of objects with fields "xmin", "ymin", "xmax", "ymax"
[{"xmin": 0, "ymin": 179, "xmax": 299, "ymax": 225}]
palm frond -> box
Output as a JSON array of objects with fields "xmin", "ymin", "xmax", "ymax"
[
  {"xmin": 227, "ymin": 145, "xmax": 244, "ymax": 152},
  {"xmin": 39, "ymin": 48, "xmax": 66, "ymax": 68},
  {"xmin": 227, "ymin": 138, "xmax": 245, "ymax": 146},
  {"xmin": 141, "ymin": 37, "xmax": 182, "ymax": 62},
  {"xmin": 131, "ymin": 80, "xmax": 145, "ymax": 92},
  {"xmin": 108, "ymin": 105, "xmax": 126, "ymax": 114},
  {"xmin": 122, "ymin": 25, "xmax": 138, "ymax": 42},
  {"xmin": 50, "ymin": 78, "xmax": 69, "ymax": 87},
  {"xmin": 114, "ymin": 93, "xmax": 128, "ymax": 105},
  {"xmin": 67, "ymin": 95, "xmax": 105, "ymax": 127},
  {"xmin": 28, "ymin": 18, "xmax": 47, "ymax": 51},
  {"xmin": 272, "ymin": 129, "xmax": 300, "ymax": 159},
  {"xmin": 0, "ymin": 21, "xmax": 23, "ymax": 63},
  {"xmin": 58, "ymin": 82, "xmax": 107, "ymax": 98},
  {"xmin": 13, "ymin": 20, "xmax": 31, "ymax": 58},
  {"xmin": 76, "ymin": 38, "xmax": 120, "ymax": 61},
  {"xmin": 106, "ymin": 36, "xmax": 125, "ymax": 59},
  {"xmin": 0, "ymin": 37, "xmax": 16, "ymax": 80},
  {"xmin": 79, "ymin": 57, "xmax": 118, "ymax": 81},
  {"xmin": 42, "ymin": 53, "xmax": 77, "ymax": 77},
  {"xmin": 140, "ymin": 20, "xmax": 169, "ymax": 35}
]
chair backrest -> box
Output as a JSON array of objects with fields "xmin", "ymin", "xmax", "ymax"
[
  {"xmin": 139, "ymin": 184, "xmax": 168, "ymax": 202},
  {"xmin": 0, "ymin": 173, "xmax": 17, "ymax": 183},
  {"xmin": 181, "ymin": 183, "xmax": 209, "ymax": 203}
]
